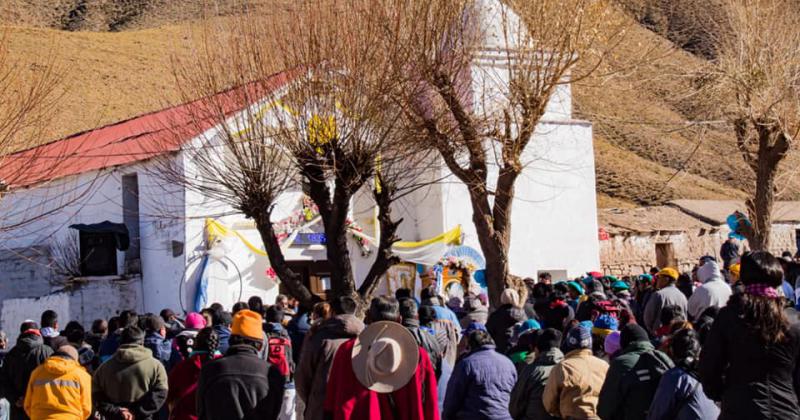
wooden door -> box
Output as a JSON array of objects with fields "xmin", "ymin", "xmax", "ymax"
[{"xmin": 655, "ymin": 243, "xmax": 677, "ymax": 269}]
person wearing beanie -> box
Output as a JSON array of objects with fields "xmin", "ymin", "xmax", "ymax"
[
  {"xmin": 591, "ymin": 314, "xmax": 619, "ymax": 358},
  {"xmin": 603, "ymin": 331, "xmax": 621, "ymax": 359},
  {"xmin": 168, "ymin": 312, "xmax": 207, "ymax": 369},
  {"xmin": 543, "ymin": 326, "xmax": 608, "ymax": 419},
  {"xmin": 506, "ymin": 320, "xmax": 542, "ymax": 371},
  {"xmin": 167, "ymin": 327, "xmax": 221, "ymax": 420},
  {"xmin": 510, "ymin": 329, "xmax": 564, "ymax": 420},
  {"xmin": 93, "ymin": 326, "xmax": 168, "ymax": 420},
  {"xmin": 687, "ymin": 260, "xmax": 733, "ymax": 322},
  {"xmin": 0, "ymin": 320, "xmax": 53, "ymax": 420},
  {"xmin": 23, "ymin": 345, "xmax": 91, "ymax": 420},
  {"xmin": 699, "ymin": 251, "xmax": 800, "ymax": 419},
  {"xmin": 198, "ymin": 309, "xmax": 272, "ymax": 420},
  {"xmin": 597, "ymin": 324, "xmax": 673, "ymax": 420},
  {"xmin": 643, "ymin": 268, "xmax": 688, "ymax": 334}
]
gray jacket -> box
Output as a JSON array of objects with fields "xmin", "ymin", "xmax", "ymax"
[
  {"xmin": 643, "ymin": 285, "xmax": 688, "ymax": 334},
  {"xmin": 509, "ymin": 348, "xmax": 564, "ymax": 420}
]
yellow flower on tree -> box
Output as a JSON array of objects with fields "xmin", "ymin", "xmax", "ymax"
[{"xmin": 307, "ymin": 114, "xmax": 338, "ymax": 154}]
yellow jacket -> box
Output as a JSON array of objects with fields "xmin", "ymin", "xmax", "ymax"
[
  {"xmin": 543, "ymin": 348, "xmax": 609, "ymax": 419},
  {"xmin": 24, "ymin": 355, "xmax": 92, "ymax": 420}
]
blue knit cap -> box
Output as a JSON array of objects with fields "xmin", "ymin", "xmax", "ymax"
[
  {"xmin": 564, "ymin": 325, "xmax": 592, "ymax": 352},
  {"xmin": 593, "ymin": 314, "xmax": 619, "ymax": 331},
  {"xmin": 515, "ymin": 319, "xmax": 542, "ymax": 335}
]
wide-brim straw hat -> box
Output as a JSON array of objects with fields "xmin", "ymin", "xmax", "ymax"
[{"xmin": 352, "ymin": 321, "xmax": 419, "ymax": 393}]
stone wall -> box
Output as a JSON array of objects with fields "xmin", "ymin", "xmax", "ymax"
[
  {"xmin": 0, "ymin": 247, "xmax": 54, "ymax": 301},
  {"xmin": 1, "ymin": 277, "xmax": 143, "ymax": 345},
  {"xmin": 600, "ymin": 229, "xmax": 726, "ymax": 276}
]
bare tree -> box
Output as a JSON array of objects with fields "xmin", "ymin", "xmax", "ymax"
[
  {"xmin": 383, "ymin": 0, "xmax": 625, "ymax": 306},
  {"xmin": 161, "ymin": 1, "xmax": 433, "ymax": 305},
  {"xmin": 688, "ymin": 0, "xmax": 800, "ymax": 250}
]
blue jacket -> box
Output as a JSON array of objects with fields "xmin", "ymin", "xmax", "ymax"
[
  {"xmin": 647, "ymin": 367, "xmax": 719, "ymax": 420},
  {"xmin": 214, "ymin": 325, "xmax": 232, "ymax": 355},
  {"xmin": 287, "ymin": 312, "xmax": 310, "ymax": 364},
  {"xmin": 143, "ymin": 332, "xmax": 172, "ymax": 367},
  {"xmin": 431, "ymin": 304, "xmax": 462, "ymax": 333},
  {"xmin": 443, "ymin": 345, "xmax": 517, "ymax": 420}
]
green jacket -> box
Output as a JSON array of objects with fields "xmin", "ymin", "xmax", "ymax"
[
  {"xmin": 509, "ymin": 348, "xmax": 564, "ymax": 420},
  {"xmin": 93, "ymin": 343, "xmax": 168, "ymax": 420},
  {"xmin": 597, "ymin": 341, "xmax": 673, "ymax": 420}
]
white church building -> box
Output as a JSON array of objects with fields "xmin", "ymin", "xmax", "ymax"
[{"xmin": 0, "ymin": 0, "xmax": 599, "ymax": 340}]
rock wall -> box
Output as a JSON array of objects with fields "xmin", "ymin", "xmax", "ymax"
[{"xmin": 600, "ymin": 229, "xmax": 726, "ymax": 275}]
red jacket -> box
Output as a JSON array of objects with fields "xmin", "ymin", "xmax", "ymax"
[
  {"xmin": 323, "ymin": 338, "xmax": 439, "ymax": 420},
  {"xmin": 167, "ymin": 352, "xmax": 220, "ymax": 420}
]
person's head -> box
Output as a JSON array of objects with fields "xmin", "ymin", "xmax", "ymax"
[
  {"xmin": 367, "ymin": 297, "xmax": 400, "ymax": 323},
  {"xmin": 620, "ymin": 324, "xmax": 649, "ymax": 349},
  {"xmin": 91, "ymin": 319, "xmax": 108, "ymax": 336},
  {"xmin": 311, "ymin": 302, "xmax": 332, "ymax": 322},
  {"xmin": 275, "ymin": 294, "xmax": 289, "ymax": 309},
  {"xmin": 119, "ymin": 310, "xmax": 138, "ymax": 329},
  {"xmin": 247, "ymin": 296, "xmax": 264, "ymax": 316},
  {"xmin": 230, "ymin": 309, "xmax": 264, "ymax": 350},
  {"xmin": 195, "ymin": 327, "xmax": 220, "ymax": 353},
  {"xmin": 466, "ymin": 330, "xmax": 494, "ymax": 351},
  {"xmin": 736, "ymin": 251, "xmax": 790, "ymax": 344},
  {"xmin": 538, "ymin": 272, "xmax": 552, "ymax": 285},
  {"xmin": 107, "ymin": 317, "xmax": 119, "ymax": 333},
  {"xmin": 143, "ymin": 314, "xmax": 165, "ymax": 335},
  {"xmin": 331, "ymin": 295, "xmax": 358, "ymax": 316},
  {"xmin": 566, "ymin": 281, "xmax": 583, "ymax": 299},
  {"xmin": 649, "ymin": 266, "xmax": 660, "ymax": 276},
  {"xmin": 40, "ymin": 310, "xmax": 58, "ymax": 330},
  {"xmin": 535, "ymin": 328, "xmax": 562, "ymax": 354},
  {"xmin": 200, "ymin": 308, "xmax": 214, "ymax": 327},
  {"xmin": 418, "ymin": 305, "xmax": 436, "ymax": 325},
  {"xmin": 232, "ymin": 302, "xmax": 249, "ymax": 314},
  {"xmin": 563, "ymin": 325, "xmax": 592, "ymax": 353},
  {"xmin": 20, "ymin": 320, "xmax": 38, "ymax": 334},
  {"xmin": 120, "ymin": 326, "xmax": 145, "ymax": 346},
  {"xmin": 55, "ymin": 345, "xmax": 79, "ymax": 362},
  {"xmin": 398, "ymin": 298, "xmax": 418, "ymax": 322},
  {"xmin": 265, "ymin": 306, "xmax": 284, "ymax": 324},
  {"xmin": 659, "ymin": 305, "xmax": 686, "ymax": 329},
  {"xmin": 160, "ymin": 309, "xmax": 176, "ymax": 323},
  {"xmin": 500, "ymin": 288, "xmax": 520, "ymax": 307},
  {"xmin": 656, "ymin": 268, "xmax": 678, "ymax": 289},
  {"xmin": 65, "ymin": 326, "xmax": 85, "ymax": 346},
  {"xmin": 532, "ymin": 282, "xmax": 552, "ymax": 299},
  {"xmin": 669, "ymin": 328, "xmax": 701, "ymax": 371},
  {"xmin": 212, "ymin": 309, "xmax": 232, "ymax": 327},
  {"xmin": 420, "ymin": 286, "xmax": 441, "ymax": 306},
  {"xmin": 394, "ymin": 288, "xmax": 413, "ymax": 301},
  {"xmin": 184, "ymin": 312, "xmax": 207, "ymax": 330},
  {"xmin": 209, "ymin": 302, "xmax": 224, "ymax": 312},
  {"xmin": 64, "ymin": 321, "xmax": 83, "ymax": 335}
]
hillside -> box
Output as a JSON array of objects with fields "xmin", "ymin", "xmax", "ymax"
[{"xmin": 1, "ymin": 0, "xmax": 795, "ymax": 207}]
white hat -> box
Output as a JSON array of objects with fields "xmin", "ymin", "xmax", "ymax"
[{"xmin": 351, "ymin": 321, "xmax": 419, "ymax": 393}]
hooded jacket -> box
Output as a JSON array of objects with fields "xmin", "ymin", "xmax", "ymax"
[
  {"xmin": 597, "ymin": 340, "xmax": 673, "ymax": 420},
  {"xmin": 23, "ymin": 355, "xmax": 92, "ymax": 420},
  {"xmin": 403, "ymin": 318, "xmax": 443, "ymax": 379},
  {"xmin": 543, "ymin": 348, "xmax": 608, "ymax": 419},
  {"xmin": 486, "ymin": 304, "xmax": 527, "ymax": 353},
  {"xmin": 144, "ymin": 332, "xmax": 172, "ymax": 367},
  {"xmin": 92, "ymin": 343, "xmax": 168, "ymax": 420},
  {"xmin": 687, "ymin": 261, "xmax": 732, "ymax": 321},
  {"xmin": 646, "ymin": 367, "xmax": 719, "ymax": 420},
  {"xmin": 0, "ymin": 332, "xmax": 54, "ymax": 416},
  {"xmin": 443, "ymin": 344, "xmax": 517, "ymax": 420},
  {"xmin": 197, "ymin": 344, "xmax": 271, "ymax": 420},
  {"xmin": 213, "ymin": 325, "xmax": 231, "ymax": 355},
  {"xmin": 167, "ymin": 352, "xmax": 220, "ymax": 420},
  {"xmin": 699, "ymin": 300, "xmax": 800, "ymax": 420},
  {"xmin": 509, "ymin": 348, "xmax": 564, "ymax": 420},
  {"xmin": 643, "ymin": 285, "xmax": 688, "ymax": 334},
  {"xmin": 295, "ymin": 315, "xmax": 364, "ymax": 420}
]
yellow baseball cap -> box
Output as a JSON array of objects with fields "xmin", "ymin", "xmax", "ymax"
[{"xmin": 657, "ymin": 268, "xmax": 679, "ymax": 281}]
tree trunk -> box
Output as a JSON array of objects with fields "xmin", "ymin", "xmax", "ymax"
[
  {"xmin": 252, "ymin": 210, "xmax": 317, "ymax": 307},
  {"xmin": 358, "ymin": 179, "xmax": 402, "ymax": 299},
  {"xmin": 746, "ymin": 153, "xmax": 779, "ymax": 251}
]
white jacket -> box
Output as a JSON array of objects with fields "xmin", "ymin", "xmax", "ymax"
[{"xmin": 687, "ymin": 261, "xmax": 732, "ymax": 321}]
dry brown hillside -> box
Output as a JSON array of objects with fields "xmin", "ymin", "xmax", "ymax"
[{"xmin": 2, "ymin": 0, "xmax": 796, "ymax": 207}]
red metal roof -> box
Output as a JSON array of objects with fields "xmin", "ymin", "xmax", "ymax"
[{"xmin": 0, "ymin": 70, "xmax": 294, "ymax": 189}]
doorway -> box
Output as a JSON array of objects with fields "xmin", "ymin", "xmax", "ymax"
[{"xmin": 655, "ymin": 243, "xmax": 677, "ymax": 269}]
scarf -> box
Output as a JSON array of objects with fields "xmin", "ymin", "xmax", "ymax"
[{"xmin": 745, "ymin": 283, "xmax": 780, "ymax": 299}]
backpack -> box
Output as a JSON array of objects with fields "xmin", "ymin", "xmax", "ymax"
[
  {"xmin": 267, "ymin": 336, "xmax": 293, "ymax": 378},
  {"xmin": 621, "ymin": 350, "xmax": 674, "ymax": 418}
]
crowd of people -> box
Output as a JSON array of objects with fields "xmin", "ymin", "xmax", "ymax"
[{"xmin": 0, "ymin": 248, "xmax": 799, "ymax": 419}]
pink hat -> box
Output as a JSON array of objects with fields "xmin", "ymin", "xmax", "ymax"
[
  {"xmin": 604, "ymin": 330, "xmax": 621, "ymax": 356},
  {"xmin": 185, "ymin": 312, "xmax": 206, "ymax": 329}
]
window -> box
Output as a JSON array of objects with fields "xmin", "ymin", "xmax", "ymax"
[{"xmin": 79, "ymin": 232, "xmax": 117, "ymax": 276}]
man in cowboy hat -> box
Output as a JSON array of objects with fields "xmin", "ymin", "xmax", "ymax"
[
  {"xmin": 197, "ymin": 309, "xmax": 272, "ymax": 420},
  {"xmin": 323, "ymin": 296, "xmax": 439, "ymax": 420}
]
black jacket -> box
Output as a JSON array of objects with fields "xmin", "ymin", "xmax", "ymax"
[
  {"xmin": 402, "ymin": 318, "xmax": 443, "ymax": 379},
  {"xmin": 0, "ymin": 333, "xmax": 53, "ymax": 420},
  {"xmin": 197, "ymin": 344, "xmax": 271, "ymax": 420},
  {"xmin": 486, "ymin": 304, "xmax": 527, "ymax": 353},
  {"xmin": 699, "ymin": 297, "xmax": 800, "ymax": 420}
]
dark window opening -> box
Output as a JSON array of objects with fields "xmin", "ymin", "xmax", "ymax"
[
  {"xmin": 79, "ymin": 232, "xmax": 117, "ymax": 276},
  {"xmin": 122, "ymin": 173, "xmax": 141, "ymax": 274}
]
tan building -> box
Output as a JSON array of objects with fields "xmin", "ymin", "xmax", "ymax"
[{"xmin": 598, "ymin": 200, "xmax": 800, "ymax": 276}]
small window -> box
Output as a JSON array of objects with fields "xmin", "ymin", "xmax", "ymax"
[{"xmin": 79, "ymin": 232, "xmax": 117, "ymax": 276}]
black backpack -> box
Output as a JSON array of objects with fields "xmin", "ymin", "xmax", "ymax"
[{"xmin": 620, "ymin": 350, "xmax": 674, "ymax": 419}]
